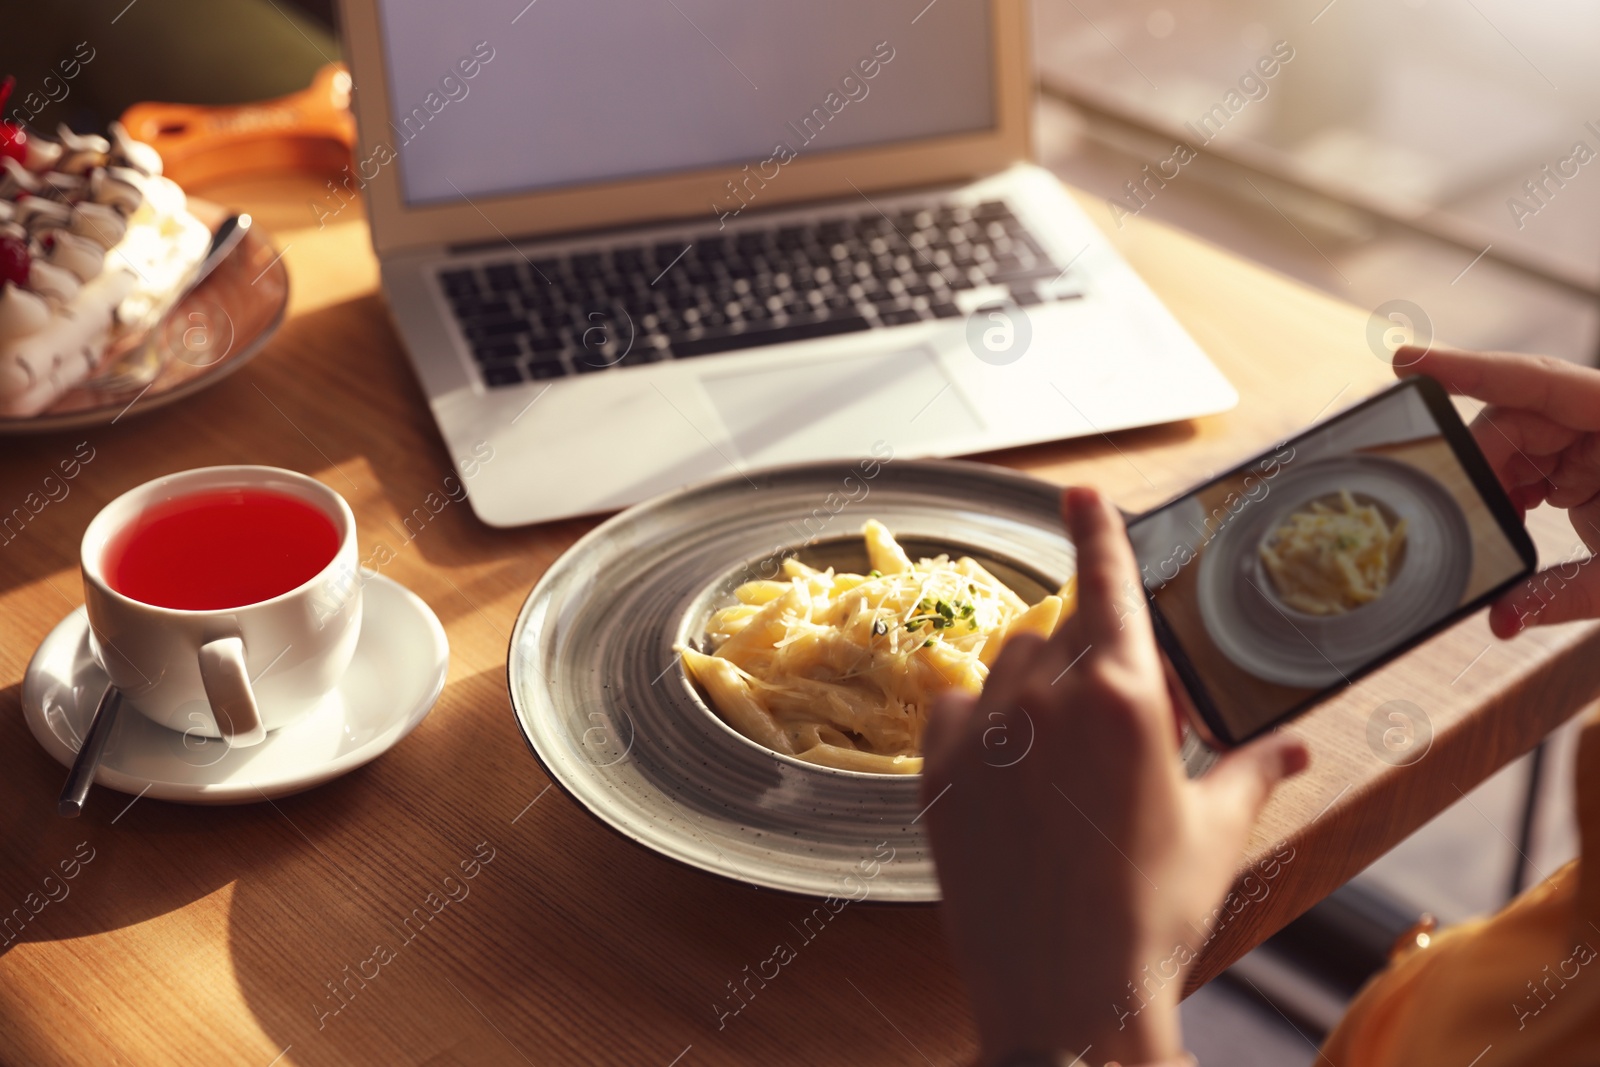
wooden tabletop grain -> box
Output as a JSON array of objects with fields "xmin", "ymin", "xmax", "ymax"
[{"xmin": 2, "ymin": 174, "xmax": 1597, "ymax": 1067}]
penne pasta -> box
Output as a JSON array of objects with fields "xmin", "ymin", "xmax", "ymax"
[
  {"xmin": 679, "ymin": 649, "xmax": 796, "ymax": 755},
  {"xmin": 794, "ymin": 744, "xmax": 925, "ymax": 775},
  {"xmin": 979, "ymin": 594, "xmax": 1063, "ymax": 667},
  {"xmin": 678, "ymin": 521, "xmax": 1073, "ymax": 774},
  {"xmin": 1259, "ymin": 489, "xmax": 1406, "ymax": 615}
]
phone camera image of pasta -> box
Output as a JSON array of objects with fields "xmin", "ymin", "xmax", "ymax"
[
  {"xmin": 1259, "ymin": 489, "xmax": 1407, "ymax": 615},
  {"xmin": 678, "ymin": 521, "xmax": 1076, "ymax": 774}
]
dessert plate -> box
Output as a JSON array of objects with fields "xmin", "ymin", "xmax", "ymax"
[
  {"xmin": 0, "ymin": 199, "xmax": 289, "ymax": 435},
  {"xmin": 507, "ymin": 458, "xmax": 1080, "ymax": 902},
  {"xmin": 22, "ymin": 573, "xmax": 447, "ymax": 804}
]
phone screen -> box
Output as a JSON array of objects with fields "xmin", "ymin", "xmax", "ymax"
[{"xmin": 1126, "ymin": 376, "xmax": 1535, "ymax": 746}]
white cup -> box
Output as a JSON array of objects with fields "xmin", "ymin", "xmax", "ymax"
[{"xmin": 80, "ymin": 465, "xmax": 362, "ymax": 747}]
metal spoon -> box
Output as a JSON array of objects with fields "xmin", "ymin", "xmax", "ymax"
[
  {"xmin": 182, "ymin": 212, "xmax": 253, "ymax": 294},
  {"xmin": 58, "ymin": 684, "xmax": 123, "ymax": 818},
  {"xmin": 89, "ymin": 212, "xmax": 254, "ymax": 393}
]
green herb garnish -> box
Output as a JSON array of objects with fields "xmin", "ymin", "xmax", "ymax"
[{"xmin": 903, "ymin": 596, "xmax": 974, "ymax": 633}]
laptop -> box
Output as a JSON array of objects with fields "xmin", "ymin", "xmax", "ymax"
[{"xmin": 337, "ymin": 0, "xmax": 1237, "ymax": 527}]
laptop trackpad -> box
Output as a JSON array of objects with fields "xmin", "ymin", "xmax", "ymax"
[{"xmin": 700, "ymin": 347, "xmax": 982, "ymax": 467}]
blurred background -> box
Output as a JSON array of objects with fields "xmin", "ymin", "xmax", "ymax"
[
  {"xmin": 10, "ymin": 0, "xmax": 1597, "ymax": 363},
  {"xmin": 1034, "ymin": 0, "xmax": 1600, "ymax": 365},
  {"xmin": 8, "ymin": 1, "xmax": 1591, "ymax": 1062}
]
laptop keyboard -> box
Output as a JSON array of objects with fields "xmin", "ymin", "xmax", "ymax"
[{"xmin": 438, "ymin": 200, "xmax": 1078, "ymax": 387}]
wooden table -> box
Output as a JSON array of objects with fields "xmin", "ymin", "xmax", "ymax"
[{"xmin": 2, "ymin": 173, "xmax": 1598, "ymax": 1066}]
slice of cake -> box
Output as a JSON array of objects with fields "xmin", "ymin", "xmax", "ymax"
[{"xmin": 0, "ymin": 85, "xmax": 211, "ymax": 418}]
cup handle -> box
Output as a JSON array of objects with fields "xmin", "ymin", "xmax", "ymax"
[{"xmin": 198, "ymin": 637, "xmax": 267, "ymax": 747}]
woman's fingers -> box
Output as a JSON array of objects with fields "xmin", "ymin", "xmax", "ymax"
[
  {"xmin": 1195, "ymin": 730, "xmax": 1310, "ymax": 838},
  {"xmin": 982, "ymin": 631, "xmax": 1049, "ymax": 715},
  {"xmin": 1509, "ymin": 483, "xmax": 1551, "ymax": 518},
  {"xmin": 1490, "ymin": 558, "xmax": 1600, "ymax": 635},
  {"xmin": 1467, "ymin": 406, "xmax": 1577, "ymax": 480},
  {"xmin": 1397, "ymin": 346, "xmax": 1600, "ymax": 433},
  {"xmin": 1050, "ymin": 487, "xmax": 1153, "ymax": 666},
  {"xmin": 1542, "ymin": 436, "xmax": 1600, "ymax": 510},
  {"xmin": 923, "ymin": 690, "xmax": 978, "ymax": 787}
]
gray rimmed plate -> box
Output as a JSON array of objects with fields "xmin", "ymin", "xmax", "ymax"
[
  {"xmin": 1196, "ymin": 455, "xmax": 1473, "ymax": 688},
  {"xmin": 506, "ymin": 458, "xmax": 1077, "ymax": 902}
]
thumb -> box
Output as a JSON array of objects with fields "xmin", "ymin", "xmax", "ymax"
[
  {"xmin": 922, "ymin": 690, "xmax": 977, "ymax": 790},
  {"xmin": 1491, "ymin": 562, "xmax": 1600, "ymax": 636},
  {"xmin": 1196, "ymin": 731, "xmax": 1310, "ymax": 837}
]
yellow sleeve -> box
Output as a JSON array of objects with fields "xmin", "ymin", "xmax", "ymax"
[{"xmin": 1321, "ymin": 707, "xmax": 1600, "ymax": 1066}]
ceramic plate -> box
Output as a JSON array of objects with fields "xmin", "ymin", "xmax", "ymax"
[
  {"xmin": 0, "ymin": 199, "xmax": 289, "ymax": 435},
  {"xmin": 1196, "ymin": 455, "xmax": 1473, "ymax": 687},
  {"xmin": 506, "ymin": 459, "xmax": 1079, "ymax": 902}
]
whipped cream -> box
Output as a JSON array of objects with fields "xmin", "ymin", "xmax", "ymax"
[{"xmin": 0, "ymin": 121, "xmax": 210, "ymax": 418}]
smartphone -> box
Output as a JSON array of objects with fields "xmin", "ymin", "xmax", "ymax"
[{"xmin": 1125, "ymin": 375, "xmax": 1537, "ymax": 749}]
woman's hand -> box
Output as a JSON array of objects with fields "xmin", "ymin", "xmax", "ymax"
[
  {"xmin": 921, "ymin": 487, "xmax": 1308, "ymax": 1066},
  {"xmin": 1395, "ymin": 345, "xmax": 1600, "ymax": 636}
]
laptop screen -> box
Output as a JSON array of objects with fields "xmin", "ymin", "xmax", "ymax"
[{"xmin": 373, "ymin": 0, "xmax": 996, "ymax": 207}]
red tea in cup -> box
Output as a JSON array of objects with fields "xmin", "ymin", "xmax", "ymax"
[{"xmin": 104, "ymin": 487, "xmax": 340, "ymax": 610}]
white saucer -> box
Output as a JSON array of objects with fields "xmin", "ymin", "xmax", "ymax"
[{"xmin": 22, "ymin": 573, "xmax": 448, "ymax": 805}]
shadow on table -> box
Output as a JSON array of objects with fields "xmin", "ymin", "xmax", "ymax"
[
  {"xmin": 0, "ymin": 666, "xmax": 307, "ymax": 1067},
  {"xmin": 220, "ymin": 666, "xmax": 975, "ymax": 1066},
  {"xmin": 0, "ymin": 682, "xmax": 308, "ymax": 962}
]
